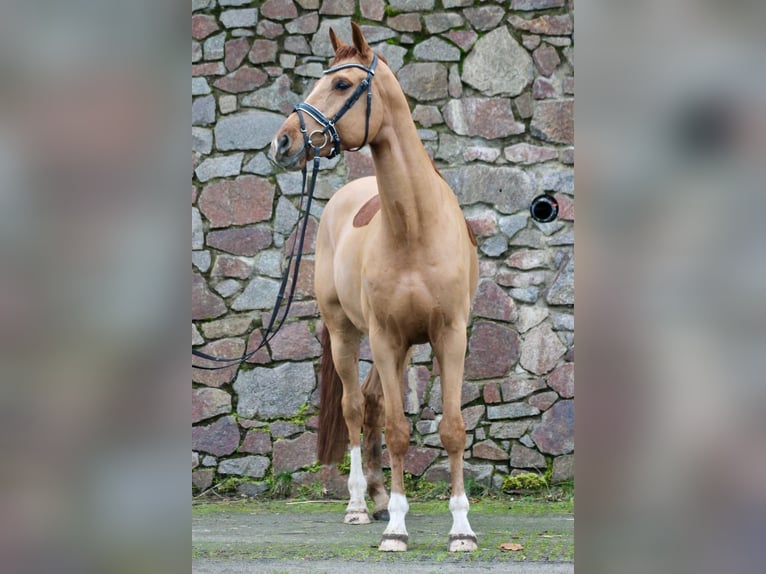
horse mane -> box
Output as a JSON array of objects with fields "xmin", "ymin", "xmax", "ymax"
[{"xmin": 331, "ymin": 45, "xmax": 388, "ymax": 67}]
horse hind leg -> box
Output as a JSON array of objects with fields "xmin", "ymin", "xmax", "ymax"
[{"xmin": 361, "ymin": 365, "xmax": 389, "ymax": 521}]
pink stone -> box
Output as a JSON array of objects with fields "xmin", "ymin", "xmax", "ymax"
[
  {"xmin": 192, "ymin": 62, "xmax": 227, "ymax": 77},
  {"xmin": 261, "ymin": 0, "xmax": 298, "ymax": 21},
  {"xmin": 192, "ymin": 387, "xmax": 232, "ymax": 423},
  {"xmin": 345, "ymin": 149, "xmax": 375, "ymax": 179},
  {"xmin": 501, "ymin": 377, "xmax": 547, "ymax": 401},
  {"xmin": 510, "ymin": 443, "xmax": 546, "ymax": 469},
  {"xmin": 360, "ymin": 0, "xmax": 385, "ymax": 21},
  {"xmin": 442, "ymin": 30, "xmax": 477, "ymax": 52},
  {"xmin": 546, "ymin": 362, "xmax": 574, "ymax": 398},
  {"xmin": 465, "ymin": 211, "xmax": 497, "ymax": 237},
  {"xmin": 192, "ymin": 273, "xmax": 226, "ymax": 321},
  {"xmin": 509, "ymin": 14, "xmax": 574, "ymax": 36},
  {"xmin": 555, "ymin": 193, "xmax": 574, "ymax": 221},
  {"xmin": 533, "ymin": 77, "xmax": 556, "ymax": 99},
  {"xmin": 225, "ymin": 38, "xmax": 250, "ymax": 72},
  {"xmin": 267, "ymin": 321, "xmax": 321, "ymax": 361},
  {"xmin": 473, "ymin": 439, "xmax": 508, "ymax": 461},
  {"xmin": 319, "ymin": 0, "xmax": 355, "ymax": 15},
  {"xmin": 506, "ymin": 249, "xmax": 551, "ymax": 270},
  {"xmin": 245, "ymin": 330, "xmax": 273, "ymax": 365},
  {"xmin": 213, "ymin": 67, "xmax": 268, "ymax": 93},
  {"xmin": 199, "ymin": 176, "xmax": 275, "ymax": 228},
  {"xmin": 382, "ymin": 447, "xmax": 439, "ymax": 477},
  {"xmin": 241, "ymin": 430, "xmax": 272, "ymax": 454},
  {"xmin": 211, "ymin": 255, "xmax": 254, "ymax": 279},
  {"xmin": 530, "ymin": 400, "xmax": 573, "ymax": 455},
  {"xmin": 533, "ymin": 44, "xmax": 561, "ymax": 77},
  {"xmin": 249, "ymin": 40, "xmax": 278, "ymax": 64},
  {"xmin": 192, "ymin": 15, "xmax": 220, "ymax": 40},
  {"xmin": 257, "ymin": 20, "xmax": 285, "ymax": 39},
  {"xmin": 504, "ymin": 143, "xmax": 558, "ymax": 165},
  {"xmin": 388, "ymin": 13, "xmax": 422, "ymax": 33},
  {"xmin": 483, "ymin": 382, "xmax": 502, "ymax": 404},
  {"xmin": 272, "ymin": 432, "xmax": 317, "ymax": 473},
  {"xmin": 472, "ymin": 279, "xmax": 517, "ymax": 323},
  {"xmin": 206, "ymin": 226, "xmax": 273, "ymax": 256},
  {"xmin": 464, "ymin": 321, "xmax": 520, "ymax": 379},
  {"xmin": 192, "ymin": 415, "xmax": 240, "ymax": 456},
  {"xmin": 531, "ymin": 99, "xmax": 574, "ymax": 144},
  {"xmin": 519, "ymin": 323, "xmax": 566, "ymax": 376},
  {"xmin": 405, "ymin": 366, "xmax": 430, "ymax": 414},
  {"xmin": 192, "ymin": 338, "xmax": 244, "ymax": 387},
  {"xmin": 528, "ymin": 391, "xmax": 559, "ymax": 411}
]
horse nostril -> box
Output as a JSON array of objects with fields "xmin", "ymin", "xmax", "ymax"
[{"xmin": 277, "ymin": 134, "xmax": 291, "ymax": 155}]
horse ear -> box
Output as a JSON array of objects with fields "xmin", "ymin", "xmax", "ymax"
[
  {"xmin": 350, "ymin": 22, "xmax": 371, "ymax": 58},
  {"xmin": 329, "ymin": 27, "xmax": 346, "ymax": 53}
]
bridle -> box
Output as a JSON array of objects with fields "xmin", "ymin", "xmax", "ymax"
[
  {"xmin": 192, "ymin": 54, "xmax": 379, "ymax": 370},
  {"xmin": 294, "ymin": 53, "xmax": 378, "ymax": 160}
]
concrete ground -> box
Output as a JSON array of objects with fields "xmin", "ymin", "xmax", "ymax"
[{"xmin": 193, "ymin": 500, "xmax": 574, "ymax": 573}]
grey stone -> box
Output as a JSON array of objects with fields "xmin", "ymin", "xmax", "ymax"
[
  {"xmin": 541, "ymin": 168, "xmax": 575, "ymax": 194},
  {"xmin": 220, "ymin": 9, "xmax": 258, "ymax": 29},
  {"xmin": 214, "ymin": 279, "xmax": 241, "ymax": 298},
  {"xmin": 489, "ymin": 421, "xmax": 530, "ymax": 440},
  {"xmin": 516, "ymin": 306, "xmax": 549, "ymax": 333},
  {"xmin": 218, "ymin": 95, "xmax": 237, "ymax": 114},
  {"xmin": 435, "ymin": 133, "xmax": 464, "ymax": 163},
  {"xmin": 201, "ymin": 455, "xmax": 217, "ymax": 467},
  {"xmin": 448, "ymin": 64, "xmax": 461, "ymax": 98},
  {"xmin": 501, "ymin": 377, "xmax": 547, "ymax": 401},
  {"xmin": 193, "ymin": 0, "xmax": 212, "ymax": 10},
  {"xmin": 194, "ymin": 153, "xmax": 244, "ymax": 182},
  {"xmin": 294, "ymin": 62, "xmax": 324, "ymax": 78},
  {"xmin": 499, "ymin": 213, "xmax": 528, "ymax": 240},
  {"xmin": 487, "ymin": 403, "xmax": 540, "ymax": 420},
  {"xmin": 192, "ymin": 95, "xmax": 216, "ymax": 126},
  {"xmin": 463, "ymin": 27, "xmax": 533, "ymax": 97},
  {"xmin": 215, "ymin": 111, "xmax": 285, "ymax": 151},
  {"xmin": 193, "ymin": 207, "xmax": 204, "ymax": 249},
  {"xmin": 359, "ymin": 25, "xmax": 397, "ymax": 44},
  {"xmin": 243, "ymin": 152, "xmax": 276, "ymax": 176},
  {"xmin": 480, "ymin": 235, "xmax": 508, "ymax": 257},
  {"xmin": 424, "ymin": 12, "xmax": 464, "ymax": 34},
  {"xmin": 192, "ymin": 451, "xmax": 199, "ymax": 469},
  {"xmin": 548, "ymin": 230, "xmax": 574, "ymax": 246},
  {"xmin": 254, "ymin": 250, "xmax": 283, "ymax": 278},
  {"xmin": 412, "ymin": 105, "xmax": 443, "ymax": 127},
  {"xmin": 232, "ymin": 276, "xmax": 282, "ymax": 310},
  {"xmin": 512, "ymin": 0, "xmax": 565, "ymax": 9},
  {"xmin": 442, "ymin": 165, "xmax": 537, "ymax": 214},
  {"xmin": 509, "ymin": 287, "xmax": 540, "ymax": 303},
  {"xmin": 520, "ymin": 323, "xmax": 566, "ymax": 375},
  {"xmin": 397, "ymin": 63, "xmax": 448, "ymax": 102},
  {"xmin": 519, "ymin": 435, "xmax": 536, "ymax": 448},
  {"xmin": 546, "ymin": 254, "xmax": 574, "ymax": 305},
  {"xmin": 274, "ymin": 197, "xmax": 300, "ymax": 236},
  {"xmin": 241, "ymin": 75, "xmax": 302, "ymax": 114},
  {"xmin": 373, "ymin": 43, "xmax": 407, "ymax": 73},
  {"xmin": 193, "ymin": 324, "xmax": 205, "ymax": 346},
  {"xmin": 418, "ymin": 129, "xmax": 438, "ymax": 141},
  {"xmin": 218, "ymin": 455, "xmax": 271, "ymax": 478},
  {"xmin": 220, "ymin": 0, "xmax": 252, "ymax": 5},
  {"xmin": 204, "ymin": 32, "xmax": 226, "ymax": 60},
  {"xmin": 550, "ymin": 312, "xmax": 574, "ymax": 331},
  {"xmin": 192, "ymin": 77, "xmax": 211, "ymax": 96},
  {"xmin": 552, "ymin": 453, "xmax": 574, "ymax": 483},
  {"xmin": 510, "ymin": 444, "xmax": 546, "ymax": 469},
  {"xmin": 531, "ymin": 400, "xmax": 574, "ymax": 455},
  {"xmin": 193, "ymin": 127, "xmax": 213, "ymax": 154},
  {"xmin": 310, "ymin": 18, "xmax": 352, "ymax": 57},
  {"xmin": 389, "ymin": 0, "xmax": 434, "ymax": 8},
  {"xmin": 413, "ymin": 37, "xmax": 460, "ymax": 62},
  {"xmin": 443, "ymin": 0, "xmax": 472, "ymax": 6},
  {"xmin": 192, "ymin": 250, "xmax": 211, "ymax": 272},
  {"xmin": 234, "ymin": 362, "xmax": 317, "ymax": 419}
]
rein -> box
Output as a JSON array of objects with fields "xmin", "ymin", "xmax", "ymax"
[{"xmin": 192, "ymin": 54, "xmax": 378, "ymax": 371}]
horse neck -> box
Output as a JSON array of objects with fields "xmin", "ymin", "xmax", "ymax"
[{"xmin": 368, "ymin": 75, "xmax": 444, "ymax": 246}]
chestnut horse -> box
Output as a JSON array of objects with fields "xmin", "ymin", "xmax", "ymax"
[{"xmin": 271, "ymin": 23, "xmax": 479, "ymax": 552}]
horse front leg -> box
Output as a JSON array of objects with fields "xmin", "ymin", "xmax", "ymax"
[
  {"xmin": 433, "ymin": 325, "xmax": 478, "ymax": 552},
  {"xmin": 327, "ymin": 325, "xmax": 370, "ymax": 525},
  {"xmin": 369, "ymin": 331, "xmax": 410, "ymax": 551}
]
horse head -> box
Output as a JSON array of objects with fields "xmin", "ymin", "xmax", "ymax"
[{"xmin": 271, "ymin": 22, "xmax": 386, "ymax": 171}]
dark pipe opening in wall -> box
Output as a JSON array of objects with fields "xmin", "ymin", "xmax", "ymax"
[{"xmin": 530, "ymin": 194, "xmax": 559, "ymax": 223}]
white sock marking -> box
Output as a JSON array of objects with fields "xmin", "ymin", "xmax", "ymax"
[
  {"xmin": 449, "ymin": 493, "xmax": 475, "ymax": 537},
  {"xmin": 383, "ymin": 492, "xmax": 409, "ymax": 535},
  {"xmin": 346, "ymin": 447, "xmax": 367, "ymax": 512}
]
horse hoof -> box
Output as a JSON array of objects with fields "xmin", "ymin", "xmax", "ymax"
[
  {"xmin": 372, "ymin": 509, "xmax": 389, "ymax": 521},
  {"xmin": 344, "ymin": 510, "xmax": 371, "ymax": 525},
  {"xmin": 379, "ymin": 533, "xmax": 408, "ymax": 552},
  {"xmin": 448, "ymin": 534, "xmax": 478, "ymax": 552}
]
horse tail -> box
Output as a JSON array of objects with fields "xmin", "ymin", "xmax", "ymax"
[{"xmin": 317, "ymin": 325, "xmax": 349, "ymax": 464}]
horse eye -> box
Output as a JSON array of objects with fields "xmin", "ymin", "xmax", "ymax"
[{"xmin": 334, "ymin": 80, "xmax": 351, "ymax": 92}]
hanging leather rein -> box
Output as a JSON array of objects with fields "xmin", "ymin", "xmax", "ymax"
[{"xmin": 192, "ymin": 55, "xmax": 378, "ymax": 370}]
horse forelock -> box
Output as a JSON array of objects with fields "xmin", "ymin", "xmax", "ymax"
[{"xmin": 330, "ymin": 45, "xmax": 388, "ymax": 67}]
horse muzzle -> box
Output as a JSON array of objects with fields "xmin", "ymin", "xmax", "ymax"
[{"xmin": 270, "ymin": 131, "xmax": 306, "ymax": 171}]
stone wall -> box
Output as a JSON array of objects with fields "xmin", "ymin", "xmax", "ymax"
[{"xmin": 193, "ymin": 0, "xmax": 574, "ymax": 497}]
